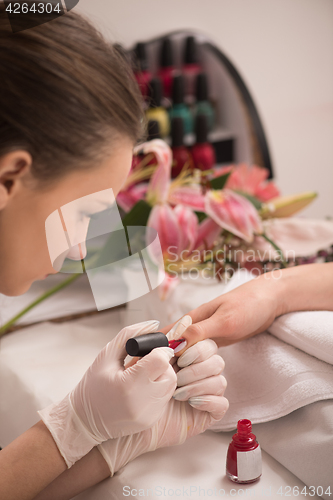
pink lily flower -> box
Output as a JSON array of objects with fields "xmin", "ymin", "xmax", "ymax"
[
  {"xmin": 148, "ymin": 203, "xmax": 222, "ymax": 298},
  {"xmin": 168, "ymin": 185, "xmax": 206, "ymax": 212},
  {"xmin": 173, "ymin": 204, "xmax": 198, "ymax": 254},
  {"xmin": 147, "ymin": 204, "xmax": 199, "ymax": 260},
  {"xmin": 117, "ymin": 183, "xmax": 148, "ymax": 212},
  {"xmin": 147, "ymin": 203, "xmax": 180, "ymax": 261},
  {"xmin": 143, "ymin": 139, "xmax": 173, "ymax": 205},
  {"xmin": 194, "ymin": 217, "xmax": 222, "ymax": 251},
  {"xmin": 205, "ymin": 189, "xmax": 263, "ymax": 243},
  {"xmin": 215, "ymin": 163, "xmax": 280, "ymax": 202},
  {"xmin": 158, "ymin": 273, "xmax": 180, "ymax": 301}
]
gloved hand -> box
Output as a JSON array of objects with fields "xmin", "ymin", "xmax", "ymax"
[
  {"xmin": 98, "ymin": 337, "xmax": 228, "ymax": 476},
  {"xmin": 38, "ymin": 320, "xmax": 177, "ymax": 468}
]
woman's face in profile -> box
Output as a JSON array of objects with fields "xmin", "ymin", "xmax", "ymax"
[{"xmin": 0, "ymin": 137, "xmax": 133, "ymax": 297}]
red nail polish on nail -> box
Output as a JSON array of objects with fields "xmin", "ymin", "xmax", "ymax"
[
  {"xmin": 168, "ymin": 338, "xmax": 185, "ymax": 350},
  {"xmin": 226, "ymin": 419, "xmax": 262, "ymax": 484}
]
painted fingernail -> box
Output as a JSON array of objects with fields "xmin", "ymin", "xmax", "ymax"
[
  {"xmin": 168, "ymin": 315, "xmax": 192, "ymax": 340},
  {"xmin": 173, "ymin": 340, "xmax": 187, "ymax": 354}
]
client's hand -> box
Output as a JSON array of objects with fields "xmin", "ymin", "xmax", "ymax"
[
  {"xmin": 161, "ymin": 273, "xmax": 281, "ymax": 353},
  {"xmin": 38, "ymin": 320, "xmax": 177, "ymax": 468},
  {"xmin": 98, "ymin": 337, "xmax": 228, "ymax": 476}
]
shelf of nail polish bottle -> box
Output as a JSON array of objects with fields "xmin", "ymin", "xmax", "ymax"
[{"xmin": 130, "ymin": 31, "xmax": 273, "ymax": 175}]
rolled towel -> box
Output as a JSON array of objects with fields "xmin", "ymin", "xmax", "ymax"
[{"xmin": 268, "ymin": 310, "xmax": 333, "ymax": 365}]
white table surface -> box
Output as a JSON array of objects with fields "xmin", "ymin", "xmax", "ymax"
[{"xmin": 0, "ymin": 307, "xmax": 321, "ymax": 499}]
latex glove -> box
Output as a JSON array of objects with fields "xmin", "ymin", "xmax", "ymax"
[
  {"xmin": 38, "ymin": 320, "xmax": 177, "ymax": 468},
  {"xmin": 98, "ymin": 337, "xmax": 228, "ymax": 476},
  {"xmin": 173, "ymin": 340, "xmax": 225, "ymax": 400},
  {"xmin": 167, "ymin": 316, "xmax": 225, "ymax": 399}
]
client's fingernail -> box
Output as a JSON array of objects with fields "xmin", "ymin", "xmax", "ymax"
[
  {"xmin": 173, "ymin": 340, "xmax": 187, "ymax": 354},
  {"xmin": 124, "ymin": 354, "xmax": 132, "ymax": 366},
  {"xmin": 168, "ymin": 315, "xmax": 192, "ymax": 340}
]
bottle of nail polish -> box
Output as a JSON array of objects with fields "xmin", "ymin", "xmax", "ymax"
[
  {"xmin": 226, "ymin": 419, "xmax": 262, "ymax": 484},
  {"xmin": 146, "ymin": 77, "xmax": 170, "ymax": 137},
  {"xmin": 158, "ymin": 38, "xmax": 177, "ymax": 99},
  {"xmin": 133, "ymin": 42, "xmax": 152, "ymax": 98},
  {"xmin": 147, "ymin": 120, "xmax": 161, "ymax": 141},
  {"xmin": 169, "ymin": 75, "xmax": 193, "ymax": 135},
  {"xmin": 194, "ymin": 73, "xmax": 215, "ymax": 132},
  {"xmin": 182, "ymin": 36, "xmax": 202, "ymax": 97},
  {"xmin": 171, "ymin": 117, "xmax": 192, "ymax": 178},
  {"xmin": 191, "ymin": 114, "xmax": 216, "ymax": 171}
]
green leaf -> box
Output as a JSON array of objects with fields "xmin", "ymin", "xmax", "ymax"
[
  {"xmin": 121, "ymin": 200, "xmax": 152, "ymax": 227},
  {"xmin": 234, "ymin": 190, "xmax": 263, "ymax": 210},
  {"xmin": 195, "ymin": 211, "xmax": 207, "ymax": 223},
  {"xmin": 210, "ymin": 172, "xmax": 231, "ymax": 190},
  {"xmin": 91, "ymin": 200, "xmax": 152, "ymax": 269}
]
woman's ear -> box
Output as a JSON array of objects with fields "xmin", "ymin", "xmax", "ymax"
[{"xmin": 0, "ymin": 150, "xmax": 32, "ymax": 209}]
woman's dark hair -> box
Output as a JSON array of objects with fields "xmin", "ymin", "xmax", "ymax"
[{"xmin": 0, "ymin": 3, "xmax": 145, "ymax": 182}]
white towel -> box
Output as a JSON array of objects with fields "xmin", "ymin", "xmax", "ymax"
[
  {"xmin": 268, "ymin": 311, "xmax": 333, "ymax": 365},
  {"xmin": 209, "ymin": 331, "xmax": 333, "ymax": 432}
]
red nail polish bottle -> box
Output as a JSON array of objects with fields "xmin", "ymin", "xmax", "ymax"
[
  {"xmin": 133, "ymin": 42, "xmax": 152, "ymax": 98},
  {"xmin": 158, "ymin": 38, "xmax": 177, "ymax": 99},
  {"xmin": 191, "ymin": 114, "xmax": 216, "ymax": 171},
  {"xmin": 182, "ymin": 36, "xmax": 202, "ymax": 97},
  {"xmin": 171, "ymin": 117, "xmax": 192, "ymax": 178},
  {"xmin": 226, "ymin": 419, "xmax": 262, "ymax": 484}
]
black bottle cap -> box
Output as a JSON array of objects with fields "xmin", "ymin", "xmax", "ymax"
[
  {"xmin": 172, "ymin": 75, "xmax": 185, "ymax": 105},
  {"xmin": 196, "ymin": 73, "xmax": 209, "ymax": 102},
  {"xmin": 195, "ymin": 114, "xmax": 209, "ymax": 144},
  {"xmin": 126, "ymin": 332, "xmax": 169, "ymax": 357},
  {"xmin": 147, "ymin": 120, "xmax": 161, "ymax": 140},
  {"xmin": 160, "ymin": 38, "xmax": 174, "ymax": 68},
  {"xmin": 148, "ymin": 78, "xmax": 162, "ymax": 107},
  {"xmin": 184, "ymin": 36, "xmax": 198, "ymax": 65},
  {"xmin": 134, "ymin": 42, "xmax": 148, "ymax": 72},
  {"xmin": 171, "ymin": 117, "xmax": 185, "ymax": 148}
]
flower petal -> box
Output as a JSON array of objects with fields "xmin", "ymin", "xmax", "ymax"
[
  {"xmin": 168, "ymin": 185, "xmax": 205, "ymax": 211},
  {"xmin": 254, "ymin": 182, "xmax": 280, "ymax": 202},
  {"xmin": 117, "ymin": 184, "xmax": 148, "ymax": 212},
  {"xmin": 147, "ymin": 204, "xmax": 180, "ymax": 259},
  {"xmin": 224, "ymin": 163, "xmax": 280, "ymax": 202},
  {"xmin": 205, "ymin": 189, "xmax": 262, "ymax": 243},
  {"xmin": 174, "ymin": 205, "xmax": 198, "ymax": 253},
  {"xmin": 194, "ymin": 217, "xmax": 222, "ymax": 250},
  {"xmin": 140, "ymin": 139, "xmax": 172, "ymax": 205},
  {"xmin": 158, "ymin": 273, "xmax": 179, "ymax": 301},
  {"xmin": 263, "ymin": 217, "xmax": 333, "ymax": 257},
  {"xmin": 260, "ymin": 192, "xmax": 317, "ymax": 219}
]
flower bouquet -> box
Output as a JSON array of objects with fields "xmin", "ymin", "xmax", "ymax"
[
  {"xmin": 1, "ymin": 139, "xmax": 333, "ymax": 336},
  {"xmin": 117, "ymin": 139, "xmax": 332, "ymax": 299}
]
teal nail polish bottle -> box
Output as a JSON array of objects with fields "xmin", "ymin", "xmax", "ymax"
[
  {"xmin": 194, "ymin": 73, "xmax": 215, "ymax": 132},
  {"xmin": 169, "ymin": 74, "xmax": 193, "ymax": 135}
]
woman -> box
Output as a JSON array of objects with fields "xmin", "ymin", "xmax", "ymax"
[{"xmin": 0, "ymin": 5, "xmax": 228, "ymax": 500}]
